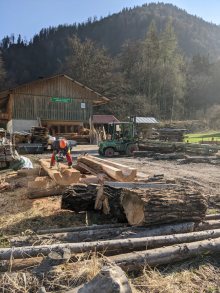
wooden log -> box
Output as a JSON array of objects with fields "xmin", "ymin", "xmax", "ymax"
[
  {"xmin": 110, "ymin": 237, "xmax": 220, "ymax": 270},
  {"xmin": 10, "ymin": 222, "xmax": 195, "ymax": 247},
  {"xmin": 77, "ymin": 155, "xmax": 136, "ymax": 182},
  {"xmin": 61, "ymin": 184, "xmax": 98, "ymax": 212},
  {"xmin": 39, "ymin": 159, "xmax": 80, "ymax": 185},
  {"xmin": 205, "ymin": 213, "xmax": 220, "ymax": 220},
  {"xmin": 104, "ymin": 181, "xmax": 176, "ymax": 189},
  {"xmin": 28, "ymin": 186, "xmax": 63, "ymax": 199},
  {"xmin": 37, "ymin": 223, "xmax": 128, "ymax": 235},
  {"xmin": 4, "ymin": 228, "xmax": 220, "ymax": 261},
  {"xmin": 121, "ymin": 187, "xmax": 207, "ymax": 226}
]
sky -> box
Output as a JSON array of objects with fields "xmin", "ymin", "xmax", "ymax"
[{"xmin": 0, "ymin": 0, "xmax": 220, "ymax": 41}]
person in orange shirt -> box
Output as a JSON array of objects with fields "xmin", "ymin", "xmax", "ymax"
[{"xmin": 50, "ymin": 138, "xmax": 72, "ymax": 168}]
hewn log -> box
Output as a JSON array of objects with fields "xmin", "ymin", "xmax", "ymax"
[
  {"xmin": 77, "ymin": 155, "xmax": 137, "ymax": 182},
  {"xmin": 88, "ymin": 155, "xmax": 137, "ymax": 177},
  {"xmin": 10, "ymin": 222, "xmax": 195, "ymax": 247},
  {"xmin": 39, "ymin": 159, "xmax": 80, "ymax": 185},
  {"xmin": 121, "ymin": 187, "xmax": 207, "ymax": 226},
  {"xmin": 111, "ymin": 237, "xmax": 220, "ymax": 270},
  {"xmin": 4, "ymin": 228, "xmax": 220, "ymax": 261}
]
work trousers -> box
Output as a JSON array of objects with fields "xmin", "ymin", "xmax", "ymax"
[{"xmin": 50, "ymin": 152, "xmax": 73, "ymax": 166}]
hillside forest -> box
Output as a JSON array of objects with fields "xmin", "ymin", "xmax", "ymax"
[{"xmin": 1, "ymin": 3, "xmax": 220, "ymax": 125}]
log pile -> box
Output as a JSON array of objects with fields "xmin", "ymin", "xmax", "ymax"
[{"xmin": 158, "ymin": 128, "xmax": 186, "ymax": 142}]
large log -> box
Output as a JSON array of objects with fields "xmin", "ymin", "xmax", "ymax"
[
  {"xmin": 77, "ymin": 155, "xmax": 136, "ymax": 182},
  {"xmin": 3, "ymin": 228, "xmax": 220, "ymax": 261},
  {"xmin": 121, "ymin": 187, "xmax": 207, "ymax": 226},
  {"xmin": 39, "ymin": 159, "xmax": 80, "ymax": 185},
  {"xmin": 61, "ymin": 184, "xmax": 98, "ymax": 212},
  {"xmin": 10, "ymin": 222, "xmax": 195, "ymax": 247},
  {"xmin": 111, "ymin": 237, "xmax": 220, "ymax": 270}
]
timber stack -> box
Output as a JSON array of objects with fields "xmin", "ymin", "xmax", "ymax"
[{"xmin": 31, "ymin": 126, "xmax": 49, "ymax": 146}]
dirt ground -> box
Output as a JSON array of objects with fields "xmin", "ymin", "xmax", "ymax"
[{"xmin": 1, "ymin": 151, "xmax": 220, "ymax": 292}]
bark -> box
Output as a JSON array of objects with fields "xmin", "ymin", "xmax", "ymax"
[
  {"xmin": 3, "ymin": 228, "xmax": 220, "ymax": 261},
  {"xmin": 61, "ymin": 184, "xmax": 98, "ymax": 212},
  {"xmin": 37, "ymin": 223, "xmax": 127, "ymax": 235},
  {"xmin": 10, "ymin": 222, "xmax": 195, "ymax": 247},
  {"xmin": 121, "ymin": 187, "xmax": 207, "ymax": 226},
  {"xmin": 110, "ymin": 237, "xmax": 220, "ymax": 270}
]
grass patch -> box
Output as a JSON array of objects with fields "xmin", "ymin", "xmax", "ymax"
[{"xmin": 184, "ymin": 131, "xmax": 220, "ymax": 143}]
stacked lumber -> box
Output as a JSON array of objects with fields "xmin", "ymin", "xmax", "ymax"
[
  {"xmin": 31, "ymin": 126, "xmax": 48, "ymax": 146},
  {"xmin": 0, "ymin": 144, "xmax": 15, "ymax": 162},
  {"xmin": 77, "ymin": 155, "xmax": 137, "ymax": 182}
]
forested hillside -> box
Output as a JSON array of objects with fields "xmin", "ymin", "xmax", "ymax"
[{"xmin": 1, "ymin": 2, "xmax": 220, "ymax": 122}]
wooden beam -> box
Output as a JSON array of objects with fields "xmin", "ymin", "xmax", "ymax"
[{"xmin": 39, "ymin": 159, "xmax": 80, "ymax": 185}]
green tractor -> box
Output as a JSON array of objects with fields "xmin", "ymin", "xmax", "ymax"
[{"xmin": 98, "ymin": 122, "xmax": 139, "ymax": 157}]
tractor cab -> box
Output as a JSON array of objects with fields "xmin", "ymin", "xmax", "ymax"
[{"xmin": 98, "ymin": 122, "xmax": 139, "ymax": 157}]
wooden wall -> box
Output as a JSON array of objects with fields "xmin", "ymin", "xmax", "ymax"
[{"xmin": 11, "ymin": 75, "xmax": 99, "ymax": 122}]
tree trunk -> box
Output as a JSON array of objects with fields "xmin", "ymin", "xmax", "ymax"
[
  {"xmin": 110, "ymin": 237, "xmax": 220, "ymax": 270},
  {"xmin": 121, "ymin": 187, "xmax": 207, "ymax": 226},
  {"xmin": 61, "ymin": 184, "xmax": 98, "ymax": 212},
  {"xmin": 3, "ymin": 228, "xmax": 220, "ymax": 261},
  {"xmin": 10, "ymin": 222, "xmax": 195, "ymax": 247}
]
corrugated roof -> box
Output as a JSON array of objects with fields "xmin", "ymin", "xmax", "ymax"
[
  {"xmin": 93, "ymin": 115, "xmax": 120, "ymax": 124},
  {"xmin": 135, "ymin": 117, "xmax": 159, "ymax": 124}
]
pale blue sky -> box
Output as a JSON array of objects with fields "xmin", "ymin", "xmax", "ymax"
[{"xmin": 0, "ymin": 0, "xmax": 220, "ymax": 41}]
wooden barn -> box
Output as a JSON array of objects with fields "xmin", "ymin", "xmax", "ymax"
[{"xmin": 0, "ymin": 74, "xmax": 109, "ymax": 136}]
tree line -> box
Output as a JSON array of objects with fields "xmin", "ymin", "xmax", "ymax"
[{"xmin": 1, "ymin": 2, "xmax": 220, "ymax": 122}]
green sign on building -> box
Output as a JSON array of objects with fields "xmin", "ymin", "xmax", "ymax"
[{"xmin": 51, "ymin": 97, "xmax": 72, "ymax": 103}]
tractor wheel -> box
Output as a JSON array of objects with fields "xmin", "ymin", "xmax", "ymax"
[
  {"xmin": 104, "ymin": 147, "xmax": 115, "ymax": 157},
  {"xmin": 125, "ymin": 144, "xmax": 138, "ymax": 156}
]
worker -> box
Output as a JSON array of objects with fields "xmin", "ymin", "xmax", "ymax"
[{"xmin": 50, "ymin": 138, "xmax": 72, "ymax": 168}]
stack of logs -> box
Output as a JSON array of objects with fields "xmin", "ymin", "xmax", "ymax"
[
  {"xmin": 0, "ymin": 144, "xmax": 15, "ymax": 168},
  {"xmin": 4, "ymin": 213, "xmax": 220, "ymax": 273}
]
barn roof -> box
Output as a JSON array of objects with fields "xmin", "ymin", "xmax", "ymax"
[
  {"xmin": 92, "ymin": 115, "xmax": 120, "ymax": 124},
  {"xmin": 0, "ymin": 74, "xmax": 109, "ymax": 106}
]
